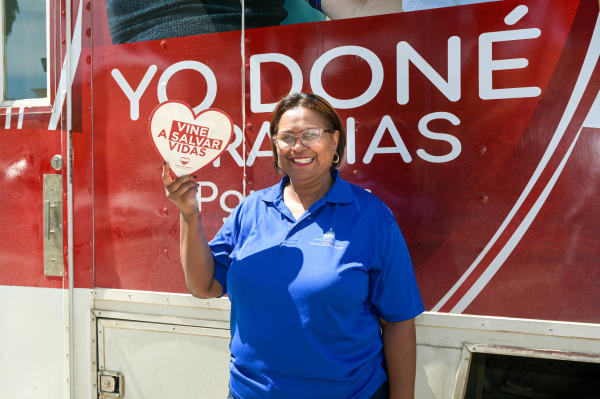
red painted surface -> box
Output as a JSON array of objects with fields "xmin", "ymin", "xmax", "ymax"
[
  {"xmin": 91, "ymin": 30, "xmax": 244, "ymax": 292},
  {"xmin": 0, "ymin": 130, "xmax": 64, "ymax": 288},
  {"xmin": 2, "ymin": 0, "xmax": 599, "ymax": 324},
  {"xmin": 86, "ymin": 0, "xmax": 600, "ymax": 324}
]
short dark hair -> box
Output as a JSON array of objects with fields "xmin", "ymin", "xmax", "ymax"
[{"xmin": 269, "ymin": 92, "xmax": 346, "ymax": 173}]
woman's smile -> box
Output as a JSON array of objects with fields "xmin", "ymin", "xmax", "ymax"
[{"xmin": 290, "ymin": 156, "xmax": 315, "ymax": 165}]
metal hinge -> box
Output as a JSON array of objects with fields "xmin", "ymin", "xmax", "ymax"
[{"xmin": 98, "ymin": 371, "xmax": 125, "ymax": 398}]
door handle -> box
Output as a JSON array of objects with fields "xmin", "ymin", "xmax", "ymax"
[
  {"xmin": 43, "ymin": 175, "xmax": 63, "ymax": 276},
  {"xmin": 44, "ymin": 200, "xmax": 51, "ymax": 240}
]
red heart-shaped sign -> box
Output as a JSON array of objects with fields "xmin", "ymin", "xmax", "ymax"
[{"xmin": 149, "ymin": 101, "xmax": 234, "ymax": 177}]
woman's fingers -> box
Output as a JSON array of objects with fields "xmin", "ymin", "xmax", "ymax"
[
  {"xmin": 162, "ymin": 162, "xmax": 174, "ymax": 187},
  {"xmin": 171, "ymin": 180, "xmax": 199, "ymax": 198},
  {"xmin": 163, "ymin": 163, "xmax": 197, "ymax": 194}
]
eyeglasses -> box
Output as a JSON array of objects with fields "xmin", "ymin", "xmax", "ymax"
[{"xmin": 273, "ymin": 129, "xmax": 333, "ymax": 150}]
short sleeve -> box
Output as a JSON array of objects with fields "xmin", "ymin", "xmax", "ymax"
[
  {"xmin": 209, "ymin": 211, "xmax": 239, "ymax": 297},
  {"xmin": 370, "ymin": 221, "xmax": 425, "ymax": 322}
]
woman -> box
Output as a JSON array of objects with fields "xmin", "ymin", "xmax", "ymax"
[{"xmin": 163, "ymin": 92, "xmax": 424, "ymax": 399}]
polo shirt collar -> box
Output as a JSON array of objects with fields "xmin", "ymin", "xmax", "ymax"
[{"xmin": 260, "ymin": 170, "xmax": 353, "ymax": 205}]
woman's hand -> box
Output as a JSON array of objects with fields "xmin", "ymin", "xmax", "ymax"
[{"xmin": 163, "ymin": 162, "xmax": 200, "ymax": 217}]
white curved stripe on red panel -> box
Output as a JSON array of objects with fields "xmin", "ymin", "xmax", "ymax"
[
  {"xmin": 433, "ymin": 13, "xmax": 600, "ymax": 313},
  {"xmin": 450, "ymin": 127, "xmax": 582, "ymax": 313}
]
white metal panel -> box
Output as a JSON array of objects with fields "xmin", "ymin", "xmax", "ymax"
[
  {"xmin": 73, "ymin": 288, "xmax": 94, "ymax": 399},
  {"xmin": 415, "ymin": 345, "xmax": 463, "ymax": 399},
  {"xmin": 414, "ymin": 313, "xmax": 600, "ymax": 399},
  {"xmin": 0, "ymin": 285, "xmax": 65, "ymax": 398},
  {"xmin": 91, "ymin": 291, "xmax": 600, "ymax": 399},
  {"xmin": 93, "ymin": 288, "xmax": 231, "ymax": 322},
  {"xmin": 97, "ymin": 319, "xmax": 231, "ymax": 399}
]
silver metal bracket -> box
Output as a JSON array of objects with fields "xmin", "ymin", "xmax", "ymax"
[
  {"xmin": 43, "ymin": 174, "xmax": 63, "ymax": 277},
  {"xmin": 98, "ymin": 371, "xmax": 125, "ymax": 398}
]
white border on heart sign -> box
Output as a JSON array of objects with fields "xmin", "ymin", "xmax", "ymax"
[{"xmin": 149, "ymin": 101, "xmax": 234, "ymax": 177}]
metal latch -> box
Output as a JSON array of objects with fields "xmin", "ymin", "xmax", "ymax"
[
  {"xmin": 98, "ymin": 371, "xmax": 125, "ymax": 398},
  {"xmin": 43, "ymin": 174, "xmax": 63, "ymax": 276}
]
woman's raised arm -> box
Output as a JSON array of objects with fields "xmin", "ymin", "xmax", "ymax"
[{"xmin": 163, "ymin": 163, "xmax": 223, "ymax": 298}]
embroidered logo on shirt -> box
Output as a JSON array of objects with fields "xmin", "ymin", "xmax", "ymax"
[{"xmin": 310, "ymin": 228, "xmax": 344, "ymax": 249}]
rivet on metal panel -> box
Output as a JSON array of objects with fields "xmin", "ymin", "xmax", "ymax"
[
  {"xmin": 163, "ymin": 249, "xmax": 168, "ymax": 255},
  {"xmin": 62, "ymin": 38, "xmax": 66, "ymax": 44},
  {"xmin": 172, "ymin": 327, "xmax": 175, "ymax": 330},
  {"xmin": 86, "ymin": 2, "xmax": 91, "ymax": 10},
  {"xmin": 162, "ymin": 207, "xmax": 169, "ymax": 215},
  {"xmin": 481, "ymin": 322, "xmax": 484, "ymax": 326},
  {"xmin": 478, "ymin": 145, "xmax": 487, "ymax": 154},
  {"xmin": 92, "ymin": 318, "xmax": 95, "ymax": 321},
  {"xmin": 473, "ymin": 347, "xmax": 476, "ymax": 351},
  {"xmin": 98, "ymin": 311, "xmax": 101, "ymax": 315},
  {"xmin": 160, "ymin": 40, "xmax": 167, "ymax": 49},
  {"xmin": 549, "ymin": 328, "xmax": 553, "ymax": 331},
  {"xmin": 61, "ymin": 9, "xmax": 65, "ymax": 16},
  {"xmin": 93, "ymin": 384, "xmax": 96, "ymax": 388},
  {"xmin": 128, "ymin": 295, "xmax": 131, "ymax": 299},
  {"xmin": 93, "ymin": 361, "xmax": 95, "ymax": 364},
  {"xmin": 86, "ymin": 28, "xmax": 91, "ymax": 38},
  {"xmin": 465, "ymin": 357, "xmax": 468, "ymax": 360},
  {"xmin": 86, "ymin": 55, "xmax": 91, "ymax": 65},
  {"xmin": 88, "ymin": 188, "xmax": 93, "ymax": 194},
  {"xmin": 479, "ymin": 195, "xmax": 489, "ymax": 204},
  {"xmin": 87, "ymin": 107, "xmax": 92, "ymax": 115},
  {"xmin": 85, "ymin": 80, "xmax": 91, "ymax": 88}
]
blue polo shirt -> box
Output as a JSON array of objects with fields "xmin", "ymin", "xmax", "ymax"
[{"xmin": 210, "ymin": 170, "xmax": 424, "ymax": 399}]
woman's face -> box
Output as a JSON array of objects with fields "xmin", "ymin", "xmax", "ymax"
[{"xmin": 276, "ymin": 107, "xmax": 340, "ymax": 185}]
